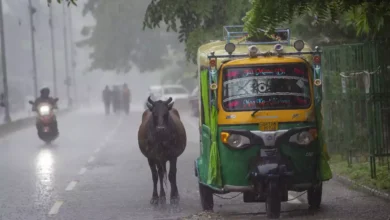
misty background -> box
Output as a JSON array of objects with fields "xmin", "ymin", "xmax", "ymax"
[{"xmin": 0, "ymin": 0, "xmax": 196, "ymax": 119}]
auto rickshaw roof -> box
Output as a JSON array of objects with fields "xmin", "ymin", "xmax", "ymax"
[{"xmin": 198, "ymin": 25, "xmax": 313, "ymax": 68}]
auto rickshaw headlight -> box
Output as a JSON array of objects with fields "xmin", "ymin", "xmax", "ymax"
[
  {"xmin": 296, "ymin": 131, "xmax": 314, "ymax": 145},
  {"xmin": 221, "ymin": 132, "xmax": 250, "ymax": 148}
]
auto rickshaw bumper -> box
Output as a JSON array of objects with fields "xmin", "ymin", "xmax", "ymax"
[{"xmin": 249, "ymin": 163, "xmax": 294, "ymax": 181}]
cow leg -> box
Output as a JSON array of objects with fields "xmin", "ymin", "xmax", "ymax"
[
  {"xmin": 157, "ymin": 162, "xmax": 166, "ymax": 205},
  {"xmin": 169, "ymin": 158, "xmax": 180, "ymax": 205},
  {"xmin": 148, "ymin": 159, "xmax": 159, "ymax": 205}
]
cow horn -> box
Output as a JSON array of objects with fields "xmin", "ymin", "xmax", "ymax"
[
  {"xmin": 146, "ymin": 102, "xmax": 153, "ymax": 110},
  {"xmin": 147, "ymin": 96, "xmax": 154, "ymax": 105},
  {"xmin": 164, "ymin": 97, "xmax": 173, "ymax": 104}
]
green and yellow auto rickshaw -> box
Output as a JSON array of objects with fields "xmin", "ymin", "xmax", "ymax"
[{"xmin": 194, "ymin": 25, "xmax": 333, "ymax": 218}]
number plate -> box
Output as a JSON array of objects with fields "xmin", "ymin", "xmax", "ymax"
[
  {"xmin": 259, "ymin": 122, "xmax": 278, "ymax": 131},
  {"xmin": 260, "ymin": 149, "xmax": 277, "ymax": 157}
]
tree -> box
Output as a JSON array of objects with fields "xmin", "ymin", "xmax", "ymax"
[
  {"xmin": 286, "ymin": 10, "xmax": 362, "ymax": 47},
  {"xmin": 243, "ymin": 0, "xmax": 390, "ymax": 39},
  {"xmin": 77, "ymin": 0, "xmax": 183, "ymax": 73},
  {"xmin": 143, "ymin": 0, "xmax": 250, "ymax": 64},
  {"xmin": 141, "ymin": 0, "xmax": 390, "ymax": 64}
]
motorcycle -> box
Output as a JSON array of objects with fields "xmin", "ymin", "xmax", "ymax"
[{"xmin": 28, "ymin": 99, "xmax": 59, "ymax": 144}]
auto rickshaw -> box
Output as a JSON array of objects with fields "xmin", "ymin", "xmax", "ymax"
[{"xmin": 194, "ymin": 25, "xmax": 333, "ymax": 218}]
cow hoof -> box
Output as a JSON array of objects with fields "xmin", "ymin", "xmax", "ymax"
[
  {"xmin": 159, "ymin": 196, "xmax": 166, "ymax": 205},
  {"xmin": 150, "ymin": 197, "xmax": 159, "ymax": 205},
  {"xmin": 170, "ymin": 196, "xmax": 180, "ymax": 205}
]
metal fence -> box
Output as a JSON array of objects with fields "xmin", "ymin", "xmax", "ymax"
[{"xmin": 322, "ymin": 41, "xmax": 390, "ymax": 178}]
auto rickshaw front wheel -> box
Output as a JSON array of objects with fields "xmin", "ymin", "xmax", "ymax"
[
  {"xmin": 307, "ymin": 182, "xmax": 323, "ymax": 209},
  {"xmin": 265, "ymin": 180, "xmax": 281, "ymax": 219},
  {"xmin": 199, "ymin": 182, "xmax": 214, "ymax": 211}
]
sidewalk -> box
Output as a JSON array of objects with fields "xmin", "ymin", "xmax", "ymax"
[
  {"xmin": 0, "ymin": 110, "xmax": 33, "ymax": 125},
  {"xmin": 0, "ymin": 103, "xmax": 69, "ymax": 125}
]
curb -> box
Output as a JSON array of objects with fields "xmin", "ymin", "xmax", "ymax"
[
  {"xmin": 334, "ymin": 173, "xmax": 390, "ymax": 202},
  {"xmin": 0, "ymin": 108, "xmax": 73, "ymax": 138}
]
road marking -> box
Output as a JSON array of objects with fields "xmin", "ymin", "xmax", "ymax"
[
  {"xmin": 287, "ymin": 193, "xmax": 302, "ymax": 204},
  {"xmin": 78, "ymin": 167, "xmax": 87, "ymax": 175},
  {"xmin": 87, "ymin": 156, "xmax": 95, "ymax": 163},
  {"xmin": 65, "ymin": 181, "xmax": 78, "ymax": 191},
  {"xmin": 100, "ymin": 118, "xmax": 123, "ymax": 147},
  {"xmin": 94, "ymin": 148, "xmax": 101, "ymax": 153},
  {"xmin": 48, "ymin": 201, "xmax": 63, "ymax": 215}
]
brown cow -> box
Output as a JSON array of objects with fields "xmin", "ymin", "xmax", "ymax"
[{"xmin": 138, "ymin": 96, "xmax": 187, "ymax": 206}]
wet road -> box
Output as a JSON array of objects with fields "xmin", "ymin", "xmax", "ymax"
[{"xmin": 0, "ymin": 106, "xmax": 388, "ymax": 220}]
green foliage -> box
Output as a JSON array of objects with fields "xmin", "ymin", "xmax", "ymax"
[
  {"xmin": 330, "ymin": 155, "xmax": 390, "ymax": 192},
  {"xmin": 287, "ymin": 12, "xmax": 361, "ymax": 47},
  {"xmin": 141, "ymin": 0, "xmax": 390, "ymax": 65},
  {"xmin": 78, "ymin": 0, "xmax": 182, "ymax": 73},
  {"xmin": 143, "ymin": 0, "xmax": 250, "ymax": 64},
  {"xmin": 243, "ymin": 0, "xmax": 390, "ymax": 39},
  {"xmin": 343, "ymin": 2, "xmax": 390, "ymax": 38}
]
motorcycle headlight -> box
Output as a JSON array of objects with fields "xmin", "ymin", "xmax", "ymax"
[
  {"xmin": 39, "ymin": 105, "xmax": 51, "ymax": 115},
  {"xmin": 221, "ymin": 132, "xmax": 250, "ymax": 149}
]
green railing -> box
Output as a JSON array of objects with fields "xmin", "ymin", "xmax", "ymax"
[{"xmin": 322, "ymin": 41, "xmax": 390, "ymax": 178}]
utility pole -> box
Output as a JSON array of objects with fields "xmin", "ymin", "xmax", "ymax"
[
  {"xmin": 0, "ymin": 0, "xmax": 10, "ymax": 122},
  {"xmin": 49, "ymin": 4, "xmax": 57, "ymax": 97},
  {"xmin": 62, "ymin": 2, "xmax": 71, "ymax": 107},
  {"xmin": 68, "ymin": 7, "xmax": 77, "ymax": 105},
  {"xmin": 28, "ymin": 0, "xmax": 38, "ymax": 98}
]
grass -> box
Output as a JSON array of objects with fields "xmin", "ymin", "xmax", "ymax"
[{"xmin": 329, "ymin": 154, "xmax": 390, "ymax": 193}]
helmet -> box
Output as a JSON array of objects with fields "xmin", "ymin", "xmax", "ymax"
[{"xmin": 40, "ymin": 87, "xmax": 50, "ymax": 97}]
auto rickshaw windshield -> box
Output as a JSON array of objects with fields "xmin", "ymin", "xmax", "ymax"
[{"xmin": 222, "ymin": 63, "xmax": 312, "ymax": 111}]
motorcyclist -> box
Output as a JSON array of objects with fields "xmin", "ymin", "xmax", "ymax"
[
  {"xmin": 32, "ymin": 87, "xmax": 59, "ymax": 135},
  {"xmin": 122, "ymin": 83, "xmax": 131, "ymax": 115}
]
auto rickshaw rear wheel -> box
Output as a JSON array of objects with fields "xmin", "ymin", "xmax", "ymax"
[
  {"xmin": 307, "ymin": 182, "xmax": 322, "ymax": 209},
  {"xmin": 265, "ymin": 180, "xmax": 281, "ymax": 218},
  {"xmin": 199, "ymin": 182, "xmax": 214, "ymax": 211}
]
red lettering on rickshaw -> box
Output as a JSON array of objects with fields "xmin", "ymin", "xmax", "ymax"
[
  {"xmin": 256, "ymin": 68, "xmax": 273, "ymax": 73},
  {"xmin": 227, "ymin": 71, "xmax": 238, "ymax": 78},
  {"xmin": 295, "ymin": 97, "xmax": 308, "ymax": 105},
  {"xmin": 294, "ymin": 68, "xmax": 304, "ymax": 75},
  {"xmin": 227, "ymin": 100, "xmax": 239, "ymax": 107}
]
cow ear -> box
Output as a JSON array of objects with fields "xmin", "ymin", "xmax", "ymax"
[
  {"xmin": 167, "ymin": 101, "xmax": 174, "ymax": 110},
  {"xmin": 146, "ymin": 102, "xmax": 153, "ymax": 111}
]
